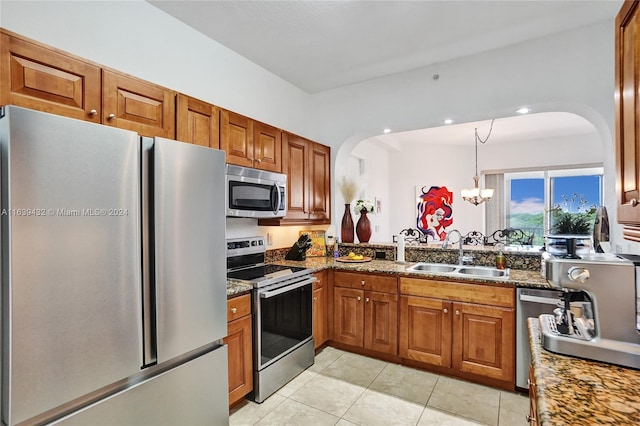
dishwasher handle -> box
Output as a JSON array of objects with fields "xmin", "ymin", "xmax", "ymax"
[{"xmin": 519, "ymin": 294, "xmax": 562, "ymax": 305}]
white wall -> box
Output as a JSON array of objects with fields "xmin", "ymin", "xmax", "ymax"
[
  {"xmin": 384, "ymin": 129, "xmax": 603, "ymax": 239},
  {"xmin": 311, "ymin": 20, "xmax": 624, "ymax": 250},
  {"xmin": 0, "ymin": 1, "xmax": 312, "ymax": 137},
  {"xmin": 349, "ymin": 140, "xmax": 391, "ymax": 242},
  {"xmin": 1, "ymin": 2, "xmax": 634, "ymax": 252}
]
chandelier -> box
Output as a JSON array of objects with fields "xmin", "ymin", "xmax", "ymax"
[{"xmin": 461, "ymin": 119, "xmax": 495, "ymax": 206}]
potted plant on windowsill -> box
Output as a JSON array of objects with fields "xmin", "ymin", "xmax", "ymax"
[{"xmin": 545, "ymin": 193, "xmax": 596, "ymax": 256}]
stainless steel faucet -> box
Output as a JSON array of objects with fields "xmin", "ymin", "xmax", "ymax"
[{"xmin": 442, "ymin": 230, "xmax": 472, "ymax": 265}]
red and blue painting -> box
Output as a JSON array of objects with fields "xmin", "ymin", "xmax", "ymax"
[{"xmin": 417, "ymin": 186, "xmax": 453, "ymax": 241}]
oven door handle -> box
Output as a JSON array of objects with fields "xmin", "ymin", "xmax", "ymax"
[{"xmin": 259, "ymin": 277, "xmax": 316, "ymax": 299}]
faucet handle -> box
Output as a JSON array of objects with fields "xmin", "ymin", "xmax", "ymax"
[{"xmin": 461, "ymin": 255, "xmax": 474, "ymax": 265}]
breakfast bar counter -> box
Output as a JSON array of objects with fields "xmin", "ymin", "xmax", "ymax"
[{"xmin": 527, "ymin": 318, "xmax": 640, "ymax": 425}]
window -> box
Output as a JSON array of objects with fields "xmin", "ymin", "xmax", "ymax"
[{"xmin": 493, "ymin": 167, "xmax": 603, "ymax": 246}]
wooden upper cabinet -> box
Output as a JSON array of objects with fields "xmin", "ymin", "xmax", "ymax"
[
  {"xmin": 616, "ymin": 1, "xmax": 640, "ymax": 238},
  {"xmin": 282, "ymin": 133, "xmax": 310, "ymax": 221},
  {"xmin": 309, "ymin": 142, "xmax": 331, "ymax": 222},
  {"xmin": 176, "ymin": 94, "xmax": 219, "ymax": 148},
  {"xmin": 260, "ymin": 132, "xmax": 331, "ymax": 225},
  {"xmin": 102, "ymin": 70, "xmax": 175, "ymax": 139},
  {"xmin": 221, "ymin": 109, "xmax": 282, "ymax": 172},
  {"xmin": 0, "ymin": 30, "xmax": 101, "ymax": 123},
  {"xmin": 220, "ymin": 109, "xmax": 254, "ymax": 168},
  {"xmin": 254, "ymin": 121, "xmax": 282, "ymax": 172}
]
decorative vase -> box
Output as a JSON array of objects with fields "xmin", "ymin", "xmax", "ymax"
[
  {"xmin": 356, "ymin": 210, "xmax": 372, "ymax": 243},
  {"xmin": 341, "ymin": 204, "xmax": 354, "ymax": 243}
]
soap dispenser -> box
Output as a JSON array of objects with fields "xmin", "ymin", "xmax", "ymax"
[{"xmin": 495, "ymin": 250, "xmax": 506, "ymax": 270}]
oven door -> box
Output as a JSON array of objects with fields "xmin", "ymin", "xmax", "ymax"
[{"xmin": 254, "ymin": 277, "xmax": 314, "ymax": 370}]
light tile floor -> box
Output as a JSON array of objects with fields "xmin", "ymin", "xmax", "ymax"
[{"xmin": 230, "ymin": 347, "xmax": 529, "ymax": 426}]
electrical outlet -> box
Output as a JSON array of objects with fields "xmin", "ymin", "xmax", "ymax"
[{"xmin": 267, "ymin": 233, "xmax": 273, "ymax": 246}]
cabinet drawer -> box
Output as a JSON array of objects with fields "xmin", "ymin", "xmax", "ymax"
[
  {"xmin": 400, "ymin": 277, "xmax": 514, "ymax": 308},
  {"xmin": 227, "ymin": 293, "xmax": 251, "ymax": 322},
  {"xmin": 334, "ymin": 271, "xmax": 397, "ymax": 293}
]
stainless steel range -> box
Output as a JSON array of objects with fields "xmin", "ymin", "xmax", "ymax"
[{"xmin": 226, "ymin": 236, "xmax": 316, "ymax": 403}]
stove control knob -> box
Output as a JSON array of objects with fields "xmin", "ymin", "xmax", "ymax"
[{"xmin": 567, "ymin": 267, "xmax": 590, "ymax": 284}]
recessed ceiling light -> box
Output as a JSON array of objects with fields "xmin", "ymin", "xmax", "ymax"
[
  {"xmin": 383, "ymin": 128, "xmax": 391, "ymax": 134},
  {"xmin": 516, "ymin": 107, "xmax": 531, "ymax": 114},
  {"xmin": 443, "ymin": 119, "xmax": 454, "ymax": 125}
]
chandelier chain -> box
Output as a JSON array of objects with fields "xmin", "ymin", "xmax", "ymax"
[{"xmin": 473, "ymin": 119, "xmax": 495, "ymax": 176}]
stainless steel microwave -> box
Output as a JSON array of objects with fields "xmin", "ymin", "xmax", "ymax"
[{"xmin": 225, "ymin": 164, "xmax": 287, "ymax": 218}]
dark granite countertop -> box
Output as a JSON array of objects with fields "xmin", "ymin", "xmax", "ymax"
[
  {"xmin": 226, "ymin": 279, "xmax": 253, "ymax": 298},
  {"xmin": 272, "ymin": 257, "xmax": 550, "ymax": 288},
  {"xmin": 528, "ymin": 318, "xmax": 640, "ymax": 425},
  {"xmin": 225, "ymin": 256, "xmax": 550, "ymax": 297}
]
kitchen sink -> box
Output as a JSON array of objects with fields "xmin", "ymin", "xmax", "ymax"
[
  {"xmin": 457, "ymin": 266, "xmax": 509, "ymax": 278},
  {"xmin": 406, "ymin": 263, "xmax": 458, "ymax": 273},
  {"xmin": 406, "ymin": 262, "xmax": 510, "ymax": 279}
]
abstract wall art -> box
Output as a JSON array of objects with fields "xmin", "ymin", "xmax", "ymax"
[{"xmin": 416, "ymin": 186, "xmax": 453, "ymax": 241}]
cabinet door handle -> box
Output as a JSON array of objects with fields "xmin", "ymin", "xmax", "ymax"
[
  {"xmin": 313, "ymin": 297, "xmax": 318, "ymax": 301},
  {"xmin": 632, "ymin": 198, "xmax": 639, "ymax": 207},
  {"xmin": 365, "ymin": 297, "xmax": 370, "ymax": 303},
  {"xmin": 89, "ymin": 109, "xmax": 98, "ymax": 116},
  {"xmin": 256, "ymin": 158, "xmax": 262, "ymax": 163},
  {"xmin": 455, "ymin": 309, "xmax": 460, "ymax": 315},
  {"xmin": 107, "ymin": 113, "xmax": 116, "ymax": 120},
  {"xmin": 357, "ymin": 296, "xmax": 361, "ymax": 301},
  {"xmin": 526, "ymin": 414, "xmax": 536, "ymax": 423},
  {"xmin": 230, "ymin": 307, "xmax": 237, "ymax": 314},
  {"xmin": 361, "ymin": 280, "xmax": 365, "ymax": 286},
  {"xmin": 443, "ymin": 308, "xmax": 448, "ymax": 314}
]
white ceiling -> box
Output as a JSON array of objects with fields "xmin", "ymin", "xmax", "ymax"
[
  {"xmin": 149, "ymin": 0, "xmax": 621, "ymax": 94},
  {"xmin": 372, "ymin": 112, "xmax": 598, "ymax": 148},
  {"xmin": 148, "ymin": 0, "xmax": 619, "ymax": 142}
]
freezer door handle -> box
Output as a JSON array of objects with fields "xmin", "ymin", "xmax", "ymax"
[{"xmin": 519, "ymin": 294, "xmax": 561, "ymax": 305}]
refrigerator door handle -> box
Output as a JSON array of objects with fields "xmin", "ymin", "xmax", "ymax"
[{"xmin": 141, "ymin": 137, "xmax": 157, "ymax": 367}]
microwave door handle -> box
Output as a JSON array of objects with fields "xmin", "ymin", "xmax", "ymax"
[{"xmin": 271, "ymin": 183, "xmax": 281, "ymax": 215}]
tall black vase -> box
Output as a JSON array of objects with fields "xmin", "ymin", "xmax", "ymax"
[{"xmin": 341, "ymin": 204, "xmax": 354, "ymax": 243}]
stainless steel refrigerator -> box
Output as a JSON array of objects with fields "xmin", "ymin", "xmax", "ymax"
[{"xmin": 0, "ymin": 106, "xmax": 229, "ymax": 425}]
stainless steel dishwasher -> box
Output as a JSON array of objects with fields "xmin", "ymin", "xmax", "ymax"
[{"xmin": 516, "ymin": 287, "xmax": 564, "ymax": 389}]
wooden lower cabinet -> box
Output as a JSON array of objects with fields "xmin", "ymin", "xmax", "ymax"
[
  {"xmin": 224, "ymin": 294, "xmax": 253, "ymax": 406},
  {"xmin": 399, "ymin": 295, "xmax": 452, "ymax": 367},
  {"xmin": 399, "ymin": 277, "xmax": 515, "ymax": 386},
  {"xmin": 528, "ymin": 366, "xmax": 539, "ymax": 425},
  {"xmin": 333, "ymin": 272, "xmax": 398, "ymax": 355},
  {"xmin": 313, "ymin": 270, "xmax": 328, "ymax": 349}
]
